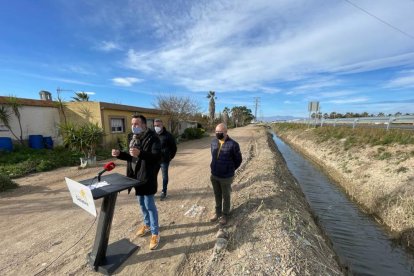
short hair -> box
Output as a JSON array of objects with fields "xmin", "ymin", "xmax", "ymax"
[
  {"xmin": 154, "ymin": 118, "xmax": 163, "ymax": 123},
  {"xmin": 132, "ymin": 114, "xmax": 147, "ymax": 124}
]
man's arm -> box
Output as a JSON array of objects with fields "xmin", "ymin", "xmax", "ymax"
[
  {"xmin": 112, "ymin": 149, "xmax": 132, "ymax": 161},
  {"xmin": 169, "ymin": 133, "xmax": 177, "ymax": 160},
  {"xmin": 233, "ymin": 142, "xmax": 242, "ymax": 170}
]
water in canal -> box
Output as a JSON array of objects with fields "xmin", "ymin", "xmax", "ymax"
[{"xmin": 271, "ymin": 131, "xmax": 414, "ymax": 275}]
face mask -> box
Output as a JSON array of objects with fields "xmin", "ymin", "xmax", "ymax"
[
  {"xmin": 132, "ymin": 126, "xmax": 142, "ymax": 134},
  {"xmin": 216, "ymin": 132, "xmax": 224, "ymax": 140},
  {"xmin": 154, "ymin": 126, "xmax": 162, "ymax": 134}
]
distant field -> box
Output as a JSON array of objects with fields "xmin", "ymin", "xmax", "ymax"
[{"xmin": 271, "ymin": 123, "xmax": 414, "ymax": 148}]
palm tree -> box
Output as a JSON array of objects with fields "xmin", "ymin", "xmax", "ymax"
[
  {"xmin": 54, "ymin": 93, "xmax": 67, "ymax": 124},
  {"xmin": 207, "ymin": 91, "xmax": 216, "ymax": 124},
  {"xmin": 0, "ymin": 106, "xmax": 21, "ymax": 143},
  {"xmin": 223, "ymin": 107, "xmax": 230, "ymax": 125},
  {"xmin": 71, "ymin": 91, "xmax": 90, "ymax": 102},
  {"xmin": 6, "ymin": 96, "xmax": 24, "ymax": 144}
]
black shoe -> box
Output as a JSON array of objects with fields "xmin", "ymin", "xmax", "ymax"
[
  {"xmin": 160, "ymin": 192, "xmax": 167, "ymax": 200},
  {"xmin": 219, "ymin": 215, "xmax": 228, "ymax": 225}
]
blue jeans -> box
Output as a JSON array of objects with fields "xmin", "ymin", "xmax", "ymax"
[
  {"xmin": 160, "ymin": 162, "xmax": 170, "ymax": 193},
  {"xmin": 137, "ymin": 195, "xmax": 159, "ymax": 235}
]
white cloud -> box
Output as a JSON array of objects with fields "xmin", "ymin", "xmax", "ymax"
[
  {"xmin": 111, "ymin": 77, "xmax": 143, "ymax": 87},
  {"xmin": 385, "ymin": 69, "xmax": 414, "ymax": 88},
  {"xmin": 76, "ymin": 91, "xmax": 96, "ymax": 95},
  {"xmin": 326, "ymin": 97, "xmax": 369, "ymax": 104},
  {"xmin": 122, "ymin": 0, "xmax": 414, "ymax": 92},
  {"xmin": 97, "ymin": 41, "xmax": 121, "ymax": 52}
]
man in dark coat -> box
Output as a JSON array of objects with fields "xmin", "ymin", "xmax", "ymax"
[
  {"xmin": 154, "ymin": 119, "xmax": 177, "ymax": 200},
  {"xmin": 209, "ymin": 123, "xmax": 242, "ymax": 225},
  {"xmin": 111, "ymin": 115, "xmax": 161, "ymax": 250}
]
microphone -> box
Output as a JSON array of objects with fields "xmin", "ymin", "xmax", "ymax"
[
  {"xmin": 130, "ymin": 134, "xmax": 140, "ymax": 149},
  {"xmin": 97, "ymin": 162, "xmax": 116, "ymax": 181}
]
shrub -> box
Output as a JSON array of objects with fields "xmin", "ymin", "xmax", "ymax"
[
  {"xmin": 182, "ymin": 127, "xmax": 205, "ymax": 139},
  {"xmin": 0, "ymin": 145, "xmax": 82, "ymax": 178},
  {"xmin": 0, "ymin": 174, "xmax": 18, "ymax": 192},
  {"xmin": 36, "ymin": 160, "xmax": 55, "ymax": 172},
  {"xmin": 59, "ymin": 122, "xmax": 104, "ymax": 159}
]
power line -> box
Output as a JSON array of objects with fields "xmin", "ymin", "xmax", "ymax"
[{"xmin": 343, "ymin": 0, "xmax": 414, "ymax": 41}]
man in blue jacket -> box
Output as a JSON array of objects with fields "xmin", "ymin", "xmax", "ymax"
[{"xmin": 209, "ymin": 123, "xmax": 242, "ymax": 225}]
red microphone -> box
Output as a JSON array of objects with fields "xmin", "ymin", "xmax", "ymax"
[{"xmin": 97, "ymin": 162, "xmax": 116, "ymax": 181}]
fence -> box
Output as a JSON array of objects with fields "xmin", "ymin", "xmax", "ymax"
[{"xmin": 293, "ymin": 115, "xmax": 414, "ymax": 131}]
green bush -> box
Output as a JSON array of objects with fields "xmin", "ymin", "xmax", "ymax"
[
  {"xmin": 182, "ymin": 127, "xmax": 205, "ymax": 139},
  {"xmin": 0, "ymin": 145, "xmax": 82, "ymax": 178},
  {"xmin": 59, "ymin": 122, "xmax": 104, "ymax": 159},
  {"xmin": 0, "ymin": 174, "xmax": 18, "ymax": 192},
  {"xmin": 36, "ymin": 160, "xmax": 55, "ymax": 172}
]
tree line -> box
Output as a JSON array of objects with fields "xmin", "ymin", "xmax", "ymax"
[
  {"xmin": 154, "ymin": 91, "xmax": 254, "ymax": 135},
  {"xmin": 312, "ymin": 111, "xmax": 412, "ymax": 119}
]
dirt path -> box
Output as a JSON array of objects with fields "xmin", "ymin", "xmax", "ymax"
[{"xmin": 0, "ymin": 125, "xmax": 341, "ymax": 275}]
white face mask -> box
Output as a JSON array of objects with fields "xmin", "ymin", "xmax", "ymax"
[
  {"xmin": 132, "ymin": 126, "xmax": 142, "ymax": 134},
  {"xmin": 154, "ymin": 126, "xmax": 162, "ymax": 134}
]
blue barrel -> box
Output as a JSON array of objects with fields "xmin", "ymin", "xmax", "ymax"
[
  {"xmin": 43, "ymin": 136, "xmax": 53, "ymax": 149},
  {"xmin": 29, "ymin": 135, "xmax": 44, "ymax": 149},
  {"xmin": 0, "ymin": 137, "xmax": 13, "ymax": 152}
]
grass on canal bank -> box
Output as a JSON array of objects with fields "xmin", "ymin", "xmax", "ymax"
[{"xmin": 274, "ymin": 123, "xmax": 414, "ymax": 148}]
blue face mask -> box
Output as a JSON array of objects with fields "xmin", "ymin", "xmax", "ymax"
[{"xmin": 132, "ymin": 126, "xmax": 142, "ymax": 134}]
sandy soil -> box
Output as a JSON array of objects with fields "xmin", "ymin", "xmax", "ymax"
[
  {"xmin": 0, "ymin": 125, "xmax": 341, "ymax": 275},
  {"xmin": 273, "ymin": 126, "xmax": 414, "ymax": 247}
]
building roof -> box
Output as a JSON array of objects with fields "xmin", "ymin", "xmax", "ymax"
[
  {"xmin": 0, "ymin": 96, "xmax": 164, "ymax": 114},
  {"xmin": 0, "ymin": 96, "xmax": 56, "ymax": 108},
  {"xmin": 99, "ymin": 102, "xmax": 164, "ymax": 114}
]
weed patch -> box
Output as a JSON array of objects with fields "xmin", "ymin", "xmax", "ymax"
[
  {"xmin": 0, "ymin": 145, "xmax": 82, "ymax": 178},
  {"xmin": 376, "ymin": 152, "xmax": 392, "ymax": 160},
  {"xmin": 396, "ymin": 167, "xmax": 409, "ymax": 174},
  {"xmin": 0, "ymin": 174, "xmax": 18, "ymax": 192}
]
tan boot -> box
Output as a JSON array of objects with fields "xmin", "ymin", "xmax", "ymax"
[
  {"xmin": 136, "ymin": 225, "xmax": 150, "ymax": 237},
  {"xmin": 149, "ymin": 234, "xmax": 160, "ymax": 250}
]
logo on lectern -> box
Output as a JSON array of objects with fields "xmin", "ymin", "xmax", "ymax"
[{"xmin": 76, "ymin": 189, "xmax": 90, "ymax": 207}]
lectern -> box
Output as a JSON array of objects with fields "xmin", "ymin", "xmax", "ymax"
[{"xmin": 78, "ymin": 173, "xmax": 139, "ymax": 275}]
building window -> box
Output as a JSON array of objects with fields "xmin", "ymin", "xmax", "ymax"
[{"xmin": 110, "ymin": 118, "xmax": 125, "ymax": 133}]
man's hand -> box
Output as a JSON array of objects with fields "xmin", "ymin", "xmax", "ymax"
[
  {"xmin": 129, "ymin": 147, "xmax": 140, "ymax": 157},
  {"xmin": 112, "ymin": 149, "xmax": 120, "ymax": 157}
]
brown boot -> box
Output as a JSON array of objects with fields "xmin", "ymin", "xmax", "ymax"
[
  {"xmin": 219, "ymin": 215, "xmax": 227, "ymax": 225},
  {"xmin": 209, "ymin": 213, "xmax": 219, "ymax": 222}
]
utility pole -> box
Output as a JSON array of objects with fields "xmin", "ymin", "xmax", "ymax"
[{"xmin": 254, "ymin": 97, "xmax": 260, "ymax": 122}]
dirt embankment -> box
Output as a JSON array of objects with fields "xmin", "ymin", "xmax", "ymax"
[
  {"xmin": 272, "ymin": 126, "xmax": 414, "ymax": 248},
  {"xmin": 0, "ymin": 125, "xmax": 341, "ymax": 275}
]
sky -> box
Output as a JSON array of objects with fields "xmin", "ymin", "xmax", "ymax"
[{"xmin": 1, "ymin": 0, "xmax": 414, "ymax": 118}]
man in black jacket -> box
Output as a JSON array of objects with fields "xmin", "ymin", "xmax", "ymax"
[
  {"xmin": 209, "ymin": 123, "xmax": 242, "ymax": 225},
  {"xmin": 111, "ymin": 115, "xmax": 161, "ymax": 250},
  {"xmin": 154, "ymin": 119, "xmax": 177, "ymax": 200}
]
